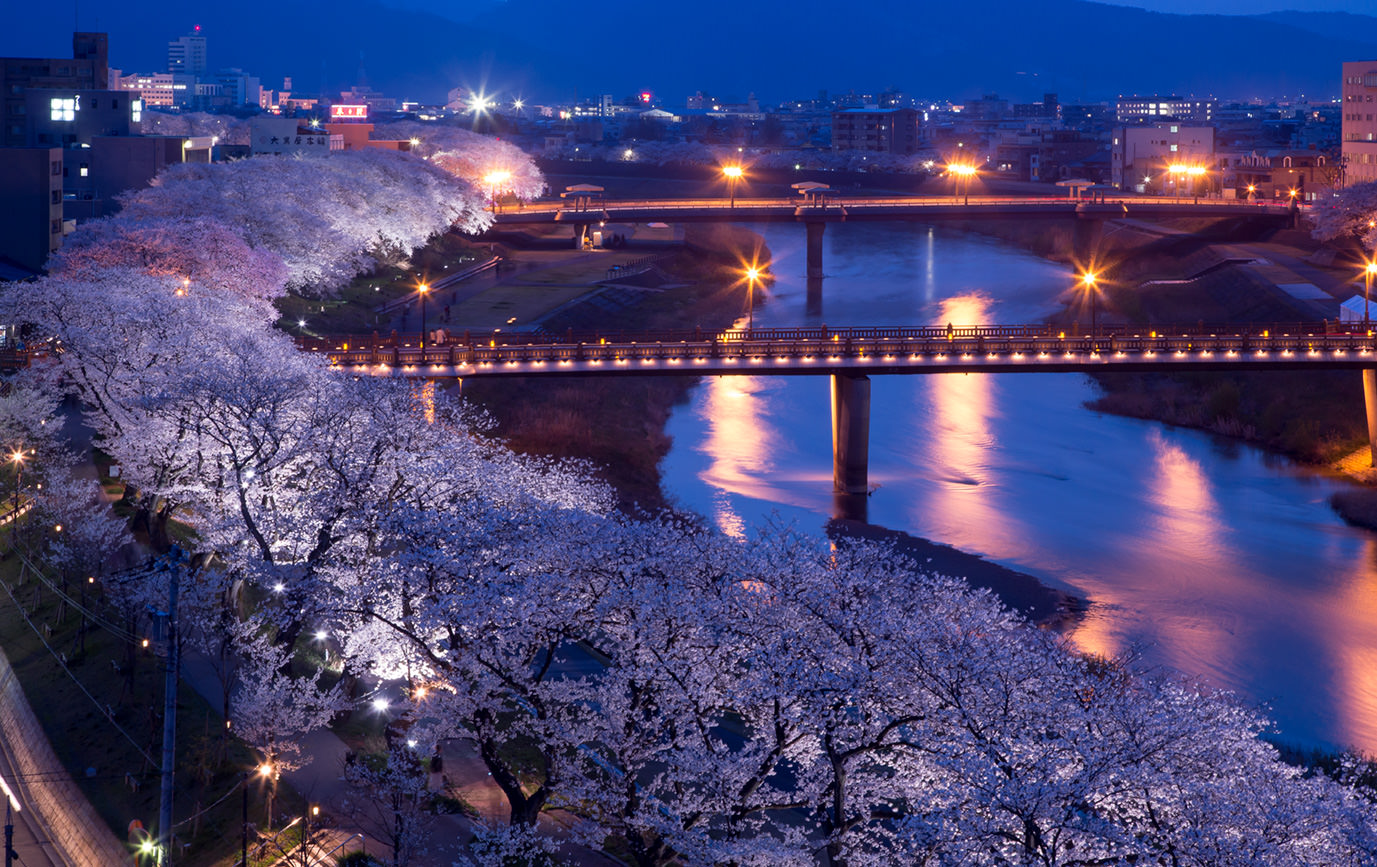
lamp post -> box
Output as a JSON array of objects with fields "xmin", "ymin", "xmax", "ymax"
[
  {"xmin": 1, "ymin": 771, "xmax": 20, "ymax": 867},
  {"xmin": 8, "ymin": 449, "xmax": 25, "ymax": 549},
  {"xmin": 723, "ymin": 165, "xmax": 744, "ymax": 207},
  {"xmin": 418, "ymin": 283, "xmax": 430, "ymax": 352},
  {"xmin": 948, "ymin": 163, "xmax": 976, "ymax": 206},
  {"xmin": 482, "ymin": 170, "xmax": 511, "ymax": 213},
  {"xmin": 1365, "ymin": 260, "xmax": 1377, "ymax": 331},
  {"xmin": 745, "ymin": 267, "xmax": 761, "ymax": 331},
  {"xmin": 1080, "ymin": 271, "xmax": 1099, "ymax": 338}
]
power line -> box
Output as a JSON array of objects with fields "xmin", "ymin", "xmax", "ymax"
[{"xmin": 0, "ymin": 578, "xmax": 159, "ymax": 767}]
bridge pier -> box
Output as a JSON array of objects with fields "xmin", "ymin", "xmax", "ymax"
[
  {"xmin": 831, "ymin": 373, "xmax": 870, "ymax": 494},
  {"xmin": 572, "ymin": 223, "xmax": 589, "ymax": 250},
  {"xmin": 806, "ymin": 275, "xmax": 823, "ymax": 320},
  {"xmin": 1364, "ymin": 369, "xmax": 1377, "ymax": 466},
  {"xmin": 806, "ymin": 221, "xmax": 826, "ymax": 278}
]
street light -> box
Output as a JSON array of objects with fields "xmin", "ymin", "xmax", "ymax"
[
  {"xmin": 745, "ymin": 266, "xmax": 761, "ymax": 331},
  {"xmin": 418, "ymin": 283, "xmax": 430, "ymax": 351},
  {"xmin": 482, "ymin": 170, "xmax": 511, "ymax": 213},
  {"xmin": 722, "ymin": 165, "xmax": 744, "ymax": 207},
  {"xmin": 1365, "ymin": 259, "xmax": 1377, "ymax": 330},
  {"xmin": 8, "ymin": 449, "xmax": 26, "ymax": 548},
  {"xmin": 1080, "ymin": 271, "xmax": 1100, "ymax": 337},
  {"xmin": 947, "ymin": 163, "xmax": 977, "ymax": 205}
]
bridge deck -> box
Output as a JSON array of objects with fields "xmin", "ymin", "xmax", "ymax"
[
  {"xmin": 301, "ymin": 324, "xmax": 1377, "ymax": 378},
  {"xmin": 491, "ymin": 195, "xmax": 1295, "ymax": 225}
]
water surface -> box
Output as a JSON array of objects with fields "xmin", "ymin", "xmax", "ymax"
[{"xmin": 661, "ymin": 222, "xmax": 1377, "ymax": 753}]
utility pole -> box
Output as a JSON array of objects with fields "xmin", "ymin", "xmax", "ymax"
[
  {"xmin": 1, "ymin": 772, "xmax": 21, "ymax": 867},
  {"xmin": 157, "ymin": 549, "xmax": 184, "ymax": 866}
]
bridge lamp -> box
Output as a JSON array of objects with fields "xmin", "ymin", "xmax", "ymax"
[
  {"xmin": 418, "ymin": 283, "xmax": 431, "ymax": 351},
  {"xmin": 722, "ymin": 165, "xmax": 745, "ymax": 207}
]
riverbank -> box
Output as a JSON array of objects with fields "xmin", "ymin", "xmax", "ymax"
[
  {"xmin": 459, "ymin": 222, "xmax": 763, "ymax": 513},
  {"xmin": 960, "ymin": 212, "xmax": 1377, "ymax": 497}
]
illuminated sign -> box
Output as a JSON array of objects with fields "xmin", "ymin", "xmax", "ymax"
[
  {"xmin": 639, "ymin": 92, "xmax": 652, "ymax": 103},
  {"xmin": 330, "ymin": 104, "xmax": 369, "ymax": 120}
]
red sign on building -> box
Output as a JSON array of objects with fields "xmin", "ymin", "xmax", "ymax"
[{"xmin": 330, "ymin": 104, "xmax": 369, "ymax": 120}]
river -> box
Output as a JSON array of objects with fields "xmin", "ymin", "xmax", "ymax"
[{"xmin": 659, "ymin": 221, "xmax": 1377, "ymax": 755}]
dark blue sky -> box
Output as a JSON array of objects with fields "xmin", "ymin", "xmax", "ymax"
[{"xmin": 4, "ymin": 1, "xmax": 1377, "ymax": 103}]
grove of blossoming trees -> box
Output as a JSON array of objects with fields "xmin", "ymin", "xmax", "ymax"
[
  {"xmin": 3, "ymin": 141, "xmax": 1376, "ymax": 866},
  {"xmin": 1311, "ymin": 180, "xmax": 1377, "ymax": 251}
]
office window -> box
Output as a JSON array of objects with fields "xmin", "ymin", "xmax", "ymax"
[
  {"xmin": 1170, "ymin": 144, "xmax": 1178, "ymax": 152},
  {"xmin": 49, "ymin": 96, "xmax": 77, "ymax": 121},
  {"xmin": 79, "ymin": 163, "xmax": 88, "ymax": 177}
]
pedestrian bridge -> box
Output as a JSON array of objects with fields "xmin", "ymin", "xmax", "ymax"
[
  {"xmin": 491, "ymin": 194, "xmax": 1297, "ymax": 274},
  {"xmin": 302, "ymin": 323, "xmax": 1377, "ymax": 495}
]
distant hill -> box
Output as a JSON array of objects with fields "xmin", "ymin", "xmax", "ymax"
[{"xmin": 3, "ymin": 0, "xmax": 1375, "ymax": 105}]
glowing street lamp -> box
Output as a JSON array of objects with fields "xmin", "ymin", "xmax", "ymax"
[
  {"xmin": 1080, "ymin": 271, "xmax": 1100, "ymax": 337},
  {"xmin": 9, "ymin": 448, "xmax": 27, "ymax": 546},
  {"xmin": 418, "ymin": 283, "xmax": 430, "ymax": 351},
  {"xmin": 947, "ymin": 162, "xmax": 977, "ymax": 205},
  {"xmin": 745, "ymin": 266, "xmax": 762, "ymax": 331},
  {"xmin": 722, "ymin": 165, "xmax": 744, "ymax": 207},
  {"xmin": 1365, "ymin": 259, "xmax": 1377, "ymax": 330},
  {"xmin": 483, "ymin": 170, "xmax": 512, "ymax": 213}
]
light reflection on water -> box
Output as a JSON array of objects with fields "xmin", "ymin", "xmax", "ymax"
[{"xmin": 661, "ymin": 221, "xmax": 1377, "ymax": 753}]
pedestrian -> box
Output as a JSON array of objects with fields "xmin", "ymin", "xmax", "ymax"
[
  {"xmin": 946, "ymin": 322, "xmax": 954, "ymax": 339},
  {"xmin": 444, "ymin": 304, "xmax": 451, "ymax": 323}
]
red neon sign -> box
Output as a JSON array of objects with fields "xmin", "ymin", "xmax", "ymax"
[{"xmin": 330, "ymin": 104, "xmax": 368, "ymax": 119}]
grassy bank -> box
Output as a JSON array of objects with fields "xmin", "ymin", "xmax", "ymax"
[
  {"xmin": 0, "ymin": 546, "xmax": 280, "ymax": 866},
  {"xmin": 459, "ymin": 223, "xmax": 762, "ymax": 513}
]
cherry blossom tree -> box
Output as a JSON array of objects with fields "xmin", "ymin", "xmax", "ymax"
[
  {"xmin": 378, "ymin": 122, "xmax": 547, "ymax": 202},
  {"xmin": 1311, "ymin": 180, "xmax": 1377, "ymax": 250}
]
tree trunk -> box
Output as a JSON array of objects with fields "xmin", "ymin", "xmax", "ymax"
[{"xmin": 477, "ymin": 736, "xmax": 549, "ymax": 826}]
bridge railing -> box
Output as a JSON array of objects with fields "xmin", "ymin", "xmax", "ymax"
[
  {"xmin": 514, "ymin": 195, "xmax": 1297, "ymax": 217},
  {"xmin": 298, "ymin": 322, "xmax": 1371, "ymax": 370}
]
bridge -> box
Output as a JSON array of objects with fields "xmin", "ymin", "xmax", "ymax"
[
  {"xmin": 302, "ymin": 322, "xmax": 1376, "ymax": 495},
  {"xmin": 491, "ymin": 194, "xmax": 1299, "ymax": 275}
]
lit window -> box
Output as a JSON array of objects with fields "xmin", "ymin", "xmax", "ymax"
[
  {"xmin": 79, "ymin": 164, "xmax": 88, "ymax": 177},
  {"xmin": 131, "ymin": 99, "xmax": 142, "ymax": 122},
  {"xmin": 1170, "ymin": 125, "xmax": 1178, "ymax": 133},
  {"xmin": 1170, "ymin": 144, "xmax": 1179, "ymax": 152},
  {"xmin": 49, "ymin": 97, "xmax": 77, "ymax": 122}
]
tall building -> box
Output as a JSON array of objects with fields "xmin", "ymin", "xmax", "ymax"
[
  {"xmin": 1, "ymin": 32, "xmax": 110, "ymax": 146},
  {"xmin": 0, "ymin": 147, "xmax": 63, "ymax": 273},
  {"xmin": 1116, "ymin": 95, "xmax": 1216, "ymax": 124},
  {"xmin": 167, "ymin": 28, "xmax": 208, "ymax": 78},
  {"xmin": 1342, "ymin": 61, "xmax": 1377, "ymax": 186},
  {"xmin": 1111, "ymin": 123, "xmax": 1216, "ymax": 191}
]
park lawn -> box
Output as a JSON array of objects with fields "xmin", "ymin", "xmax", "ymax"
[
  {"xmin": 273, "ymin": 231, "xmax": 492, "ymax": 336},
  {"xmin": 448, "ymin": 283, "xmax": 597, "ymax": 331},
  {"xmin": 0, "ymin": 547, "xmax": 302, "ymax": 866}
]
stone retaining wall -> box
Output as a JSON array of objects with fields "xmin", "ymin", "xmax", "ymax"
[{"xmin": 0, "ymin": 650, "xmax": 131, "ymax": 865}]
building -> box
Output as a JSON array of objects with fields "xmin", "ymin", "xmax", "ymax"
[
  {"xmin": 249, "ymin": 117, "xmax": 341, "ymax": 156},
  {"xmin": 2, "ymin": 32, "xmax": 110, "ymax": 147},
  {"xmin": 167, "ymin": 28, "xmax": 208, "ymax": 78},
  {"xmin": 1112, "ymin": 123, "xmax": 1216, "ymax": 192},
  {"xmin": 22, "ymin": 88, "xmax": 141, "ymax": 149},
  {"xmin": 0, "ymin": 147, "xmax": 63, "ymax": 273},
  {"xmin": 112, "ymin": 72, "xmax": 189, "ymax": 108},
  {"xmin": 1231, "ymin": 149, "xmax": 1340, "ymax": 201},
  {"xmin": 831, "ymin": 107, "xmax": 919, "ymax": 155},
  {"xmin": 1116, "ymin": 95, "xmax": 1216, "ymax": 124},
  {"xmin": 1342, "ymin": 60, "xmax": 1377, "ymax": 186}
]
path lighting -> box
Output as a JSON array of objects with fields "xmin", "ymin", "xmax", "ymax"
[
  {"xmin": 722, "ymin": 165, "xmax": 744, "ymax": 207},
  {"xmin": 947, "ymin": 162, "xmax": 977, "ymax": 205},
  {"xmin": 418, "ymin": 283, "xmax": 430, "ymax": 351},
  {"xmin": 9, "ymin": 448, "xmax": 26, "ymax": 547}
]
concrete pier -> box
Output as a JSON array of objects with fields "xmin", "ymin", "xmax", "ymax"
[
  {"xmin": 831, "ymin": 373, "xmax": 870, "ymax": 494},
  {"xmin": 572, "ymin": 223, "xmax": 588, "ymax": 250},
  {"xmin": 806, "ymin": 274, "xmax": 823, "ymax": 320},
  {"xmin": 806, "ymin": 221, "xmax": 826, "ymax": 278}
]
